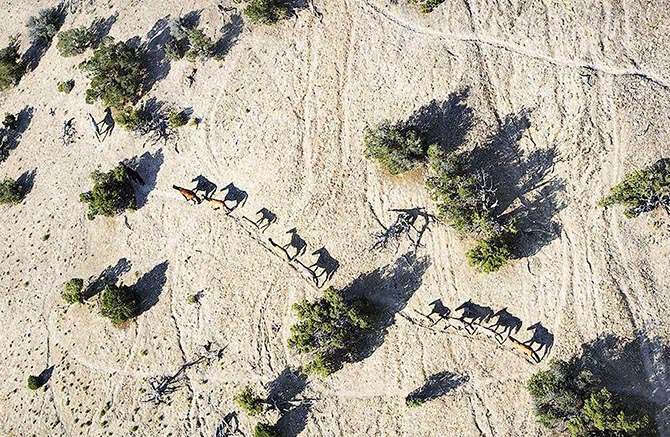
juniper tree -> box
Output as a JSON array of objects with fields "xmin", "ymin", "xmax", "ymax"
[
  {"xmin": 27, "ymin": 5, "xmax": 64, "ymax": 46},
  {"xmin": 0, "ymin": 42, "xmax": 25, "ymax": 90},
  {"xmin": 62, "ymin": 278, "xmax": 84, "ymax": 304},
  {"xmin": 80, "ymin": 164, "xmax": 136, "ymax": 219},
  {"xmin": 57, "ymin": 26, "xmax": 95, "ymax": 57},
  {"xmin": 100, "ymin": 283, "xmax": 139, "ymax": 325},
  {"xmin": 244, "ymin": 0, "xmax": 289, "ymax": 25},
  {"xmin": 364, "ymin": 120, "xmax": 430, "ymax": 175},
  {"xmin": 0, "ymin": 178, "xmax": 23, "ymax": 204}
]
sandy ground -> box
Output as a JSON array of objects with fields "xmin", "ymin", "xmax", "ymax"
[{"xmin": 1, "ymin": 0, "xmax": 669, "ymax": 436}]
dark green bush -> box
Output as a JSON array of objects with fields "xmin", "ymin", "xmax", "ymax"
[
  {"xmin": 254, "ymin": 422, "xmax": 281, "ymax": 437},
  {"xmin": 364, "ymin": 120, "xmax": 429, "ymax": 175},
  {"xmin": 288, "ymin": 287, "xmax": 374, "ymax": 377},
  {"xmin": 466, "ymin": 230, "xmax": 515, "ymax": 273},
  {"xmin": 165, "ymin": 38, "xmax": 186, "ymax": 61},
  {"xmin": 115, "ymin": 106, "xmax": 146, "ymax": 132},
  {"xmin": 599, "ymin": 159, "xmax": 670, "ymax": 218},
  {"xmin": 80, "ymin": 38, "xmax": 147, "ymax": 110},
  {"xmin": 0, "ymin": 42, "xmax": 25, "ymax": 90},
  {"xmin": 27, "ymin": 375, "xmax": 42, "ymax": 390},
  {"xmin": 80, "ymin": 164, "xmax": 136, "ymax": 220},
  {"xmin": 100, "ymin": 283, "xmax": 139, "ymax": 325},
  {"xmin": 408, "ymin": 0, "xmax": 446, "ymax": 13},
  {"xmin": 184, "ymin": 28, "xmax": 213, "ymax": 62},
  {"xmin": 167, "ymin": 111, "xmax": 188, "ymax": 128},
  {"xmin": 0, "ymin": 178, "xmax": 23, "ymax": 204},
  {"xmin": 57, "ymin": 26, "xmax": 94, "ymax": 57},
  {"xmin": 2, "ymin": 113, "xmax": 18, "ymax": 130},
  {"xmin": 244, "ymin": 0, "xmax": 289, "ymax": 25},
  {"xmin": 27, "ymin": 5, "xmax": 64, "ymax": 46},
  {"xmin": 57, "ymin": 79, "xmax": 75, "ymax": 94},
  {"xmin": 235, "ymin": 386, "xmax": 264, "ymax": 416},
  {"xmin": 62, "ymin": 278, "xmax": 84, "ymax": 304}
]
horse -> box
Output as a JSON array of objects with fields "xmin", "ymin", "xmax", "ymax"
[
  {"xmin": 488, "ymin": 307, "xmax": 522, "ymax": 344},
  {"xmin": 307, "ymin": 247, "xmax": 339, "ymax": 287},
  {"xmin": 509, "ymin": 336, "xmax": 540, "ymax": 363},
  {"xmin": 88, "ymin": 113, "xmax": 101, "ymax": 142},
  {"xmin": 256, "ymin": 208, "xmax": 277, "ymax": 232},
  {"xmin": 173, "ymin": 185, "xmax": 201, "ymax": 204},
  {"xmin": 455, "ymin": 300, "xmax": 494, "ymax": 334},
  {"xmin": 524, "ymin": 322, "xmax": 554, "ymax": 361},
  {"xmin": 283, "ymin": 228, "xmax": 307, "ymax": 260},
  {"xmin": 207, "ymin": 198, "xmax": 229, "ymax": 212},
  {"xmin": 426, "ymin": 299, "xmax": 451, "ymax": 326}
]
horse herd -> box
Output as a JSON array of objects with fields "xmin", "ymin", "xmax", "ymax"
[
  {"xmin": 171, "ymin": 177, "xmax": 339, "ymax": 288},
  {"xmin": 422, "ymin": 299, "xmax": 554, "ymax": 363}
]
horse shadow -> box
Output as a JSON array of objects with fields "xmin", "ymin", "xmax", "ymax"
[
  {"xmin": 124, "ymin": 148, "xmax": 164, "ymax": 208},
  {"xmin": 404, "ymin": 88, "xmax": 475, "ymax": 154},
  {"xmin": 191, "ymin": 175, "xmax": 218, "ymax": 200},
  {"xmin": 405, "ymin": 371, "xmax": 469, "ymax": 405},
  {"xmin": 141, "ymin": 17, "xmax": 172, "ymax": 92},
  {"xmin": 90, "ymin": 13, "xmax": 118, "ymax": 47},
  {"xmin": 213, "ymin": 12, "xmax": 244, "ymax": 60},
  {"xmin": 16, "ymin": 169, "xmax": 37, "ymax": 198},
  {"xmin": 487, "ymin": 307, "xmax": 522, "ymax": 343},
  {"xmin": 0, "ymin": 106, "xmax": 35, "ymax": 162},
  {"xmin": 343, "ymin": 253, "xmax": 431, "ymax": 364},
  {"xmin": 214, "ymin": 411, "xmax": 241, "ymax": 437},
  {"xmin": 282, "ymin": 228, "xmax": 307, "ymax": 261},
  {"xmin": 135, "ymin": 261, "xmax": 169, "ymax": 315},
  {"xmin": 522, "ymin": 322, "xmax": 554, "ymax": 361},
  {"xmin": 454, "ymin": 299, "xmax": 494, "ymax": 334},
  {"xmin": 307, "ymin": 247, "xmax": 339, "ymax": 288},
  {"xmin": 254, "ymin": 207, "xmax": 277, "ymax": 232},
  {"xmin": 84, "ymin": 258, "xmax": 132, "ymax": 300}
]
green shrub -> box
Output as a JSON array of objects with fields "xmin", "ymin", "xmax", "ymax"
[
  {"xmin": 80, "ymin": 164, "xmax": 136, "ymax": 220},
  {"xmin": 184, "ymin": 28, "xmax": 213, "ymax": 62},
  {"xmin": 364, "ymin": 120, "xmax": 429, "ymax": 175},
  {"xmin": 235, "ymin": 386, "xmax": 264, "ymax": 416},
  {"xmin": 0, "ymin": 43, "xmax": 25, "ymax": 90},
  {"xmin": 100, "ymin": 283, "xmax": 140, "ymax": 325},
  {"xmin": 115, "ymin": 106, "xmax": 146, "ymax": 132},
  {"xmin": 27, "ymin": 6, "xmax": 64, "ymax": 46},
  {"xmin": 408, "ymin": 0, "xmax": 446, "ymax": 13},
  {"xmin": 186, "ymin": 294, "xmax": 198, "ymax": 305},
  {"xmin": 244, "ymin": 0, "xmax": 289, "ymax": 25},
  {"xmin": 405, "ymin": 397, "xmax": 425, "ymax": 407},
  {"xmin": 80, "ymin": 38, "xmax": 147, "ymax": 110},
  {"xmin": 288, "ymin": 287, "xmax": 374, "ymax": 377},
  {"xmin": 57, "ymin": 79, "xmax": 75, "ymax": 94},
  {"xmin": 165, "ymin": 38, "xmax": 186, "ymax": 61},
  {"xmin": 466, "ymin": 230, "xmax": 515, "ymax": 273},
  {"xmin": 62, "ymin": 278, "xmax": 84, "ymax": 304},
  {"xmin": 0, "ymin": 178, "xmax": 23, "ymax": 204},
  {"xmin": 599, "ymin": 159, "xmax": 670, "ymax": 218},
  {"xmin": 2, "ymin": 112, "xmax": 18, "ymax": 130},
  {"xmin": 27, "ymin": 375, "xmax": 42, "ymax": 390},
  {"xmin": 253, "ymin": 422, "xmax": 281, "ymax": 437},
  {"xmin": 167, "ymin": 111, "xmax": 188, "ymax": 128},
  {"xmin": 57, "ymin": 26, "xmax": 94, "ymax": 57}
]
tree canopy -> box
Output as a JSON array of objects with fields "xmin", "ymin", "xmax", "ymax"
[
  {"xmin": 364, "ymin": 120, "xmax": 430, "ymax": 175},
  {"xmin": 100, "ymin": 283, "xmax": 140, "ymax": 325},
  {"xmin": 0, "ymin": 178, "xmax": 23, "ymax": 205},
  {"xmin": 0, "ymin": 43, "xmax": 25, "ymax": 91},
  {"xmin": 80, "ymin": 164, "xmax": 136, "ymax": 220}
]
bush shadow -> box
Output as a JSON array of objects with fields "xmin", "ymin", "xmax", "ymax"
[
  {"xmin": 135, "ymin": 260, "xmax": 169, "ymax": 314},
  {"xmin": 90, "ymin": 13, "xmax": 118, "ymax": 47},
  {"xmin": 0, "ymin": 106, "xmax": 35, "ymax": 162},
  {"xmin": 406, "ymin": 370, "xmax": 469, "ymax": 404},
  {"xmin": 38, "ymin": 365, "xmax": 55, "ymax": 386},
  {"xmin": 140, "ymin": 16, "xmax": 172, "ymax": 92},
  {"xmin": 16, "ymin": 168, "xmax": 37, "ymax": 198},
  {"xmin": 266, "ymin": 367, "xmax": 311, "ymax": 437},
  {"xmin": 213, "ymin": 13, "xmax": 243, "ymax": 60},
  {"xmin": 84, "ymin": 258, "xmax": 131, "ymax": 300},
  {"xmin": 22, "ymin": 4, "xmax": 67, "ymax": 71},
  {"xmin": 124, "ymin": 148, "xmax": 164, "ymax": 208}
]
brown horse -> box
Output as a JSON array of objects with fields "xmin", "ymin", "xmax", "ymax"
[
  {"xmin": 509, "ymin": 336, "xmax": 540, "ymax": 363},
  {"xmin": 207, "ymin": 198, "xmax": 230, "ymax": 212},
  {"xmin": 173, "ymin": 185, "xmax": 201, "ymax": 204}
]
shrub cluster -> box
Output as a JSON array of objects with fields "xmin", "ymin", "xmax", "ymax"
[
  {"xmin": 0, "ymin": 178, "xmax": 23, "ymax": 205},
  {"xmin": 235, "ymin": 386, "xmax": 264, "ymax": 416},
  {"xmin": 57, "ymin": 26, "xmax": 95, "ymax": 57},
  {"xmin": 599, "ymin": 159, "xmax": 670, "ymax": 218},
  {"xmin": 244, "ymin": 0, "xmax": 290, "ymax": 25},
  {"xmin": 167, "ymin": 111, "xmax": 188, "ymax": 128},
  {"xmin": 167, "ymin": 18, "xmax": 213, "ymax": 62},
  {"xmin": 527, "ymin": 358, "xmax": 655, "ymax": 436},
  {"xmin": 62, "ymin": 278, "xmax": 84, "ymax": 304},
  {"xmin": 408, "ymin": 0, "xmax": 446, "ymax": 13},
  {"xmin": 80, "ymin": 37, "xmax": 147, "ymax": 109},
  {"xmin": 253, "ymin": 423, "xmax": 281, "ymax": 437},
  {"xmin": 288, "ymin": 286, "xmax": 374, "ymax": 377},
  {"xmin": 426, "ymin": 145, "xmax": 515, "ymax": 272},
  {"xmin": 0, "ymin": 42, "xmax": 25, "ymax": 90},
  {"xmin": 364, "ymin": 120, "xmax": 430, "ymax": 175},
  {"xmin": 80, "ymin": 164, "xmax": 136, "ymax": 220},
  {"xmin": 2, "ymin": 113, "xmax": 18, "ymax": 130},
  {"xmin": 27, "ymin": 5, "xmax": 64, "ymax": 46},
  {"xmin": 57, "ymin": 79, "xmax": 75, "ymax": 94},
  {"xmin": 27, "ymin": 375, "xmax": 43, "ymax": 390},
  {"xmin": 100, "ymin": 283, "xmax": 140, "ymax": 325}
]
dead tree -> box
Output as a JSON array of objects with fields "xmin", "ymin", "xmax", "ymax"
[
  {"xmin": 370, "ymin": 207, "xmax": 435, "ymax": 252},
  {"xmin": 62, "ymin": 118, "xmax": 76, "ymax": 146}
]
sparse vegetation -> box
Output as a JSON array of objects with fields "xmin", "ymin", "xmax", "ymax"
[
  {"xmin": 364, "ymin": 120, "xmax": 430, "ymax": 175},
  {"xmin": 167, "ymin": 111, "xmax": 188, "ymax": 128},
  {"xmin": 253, "ymin": 422, "xmax": 281, "ymax": 437},
  {"xmin": 235, "ymin": 386, "xmax": 264, "ymax": 416},
  {"xmin": 27, "ymin": 5, "xmax": 64, "ymax": 46},
  {"xmin": 80, "ymin": 164, "xmax": 136, "ymax": 220},
  {"xmin": 0, "ymin": 42, "xmax": 25, "ymax": 90},
  {"xmin": 62, "ymin": 278, "xmax": 84, "ymax": 304},
  {"xmin": 27, "ymin": 375, "xmax": 42, "ymax": 390},
  {"xmin": 243, "ymin": 0, "xmax": 289, "ymax": 25},
  {"xmin": 186, "ymin": 294, "xmax": 198, "ymax": 305},
  {"xmin": 80, "ymin": 37, "xmax": 147, "ymax": 109},
  {"xmin": 599, "ymin": 159, "xmax": 670, "ymax": 218},
  {"xmin": 288, "ymin": 286, "xmax": 374, "ymax": 377},
  {"xmin": 527, "ymin": 358, "xmax": 656, "ymax": 436},
  {"xmin": 408, "ymin": 0, "xmax": 446, "ymax": 13},
  {"xmin": 0, "ymin": 178, "xmax": 23, "ymax": 205},
  {"xmin": 57, "ymin": 79, "xmax": 75, "ymax": 94},
  {"xmin": 100, "ymin": 283, "xmax": 140, "ymax": 325},
  {"xmin": 57, "ymin": 26, "xmax": 95, "ymax": 57}
]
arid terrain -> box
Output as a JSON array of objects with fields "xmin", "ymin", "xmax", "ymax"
[{"xmin": 1, "ymin": 0, "xmax": 669, "ymax": 436}]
